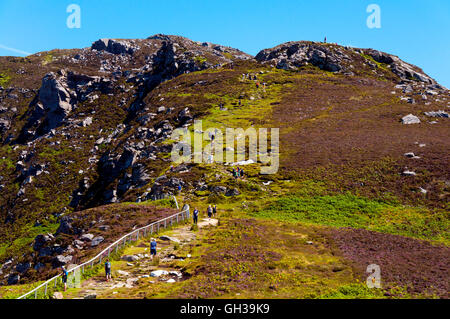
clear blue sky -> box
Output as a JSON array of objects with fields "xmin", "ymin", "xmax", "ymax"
[{"xmin": 1, "ymin": 0, "xmax": 449, "ymax": 87}]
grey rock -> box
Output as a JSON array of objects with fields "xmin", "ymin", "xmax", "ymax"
[
  {"xmin": 7, "ymin": 273, "xmax": 20, "ymax": 285},
  {"xmin": 159, "ymin": 235, "xmax": 181, "ymax": 243},
  {"xmin": 121, "ymin": 255, "xmax": 139, "ymax": 262},
  {"xmin": 33, "ymin": 234, "xmax": 54, "ymax": 251},
  {"xmin": 225, "ymin": 188, "xmax": 240, "ymax": 197},
  {"xmin": 16, "ymin": 262, "xmax": 31, "ymax": 274},
  {"xmin": 81, "ymin": 117, "xmax": 93, "ymax": 127},
  {"xmin": 424, "ymin": 110, "xmax": 449, "ymax": 118},
  {"xmin": 401, "ymin": 114, "xmax": 420, "ymax": 125},
  {"xmin": 91, "ymin": 236, "xmax": 104, "ymax": 247},
  {"xmin": 92, "ymin": 39, "xmax": 138, "ymax": 55},
  {"xmin": 80, "ymin": 233, "xmax": 94, "ymax": 242},
  {"xmin": 211, "ymin": 186, "xmax": 227, "ymax": 194},
  {"xmin": 52, "ymin": 255, "xmax": 72, "ymax": 268},
  {"xmin": 256, "ymin": 41, "xmax": 346, "ymax": 72},
  {"xmin": 402, "ymin": 170, "xmax": 417, "ymax": 176}
]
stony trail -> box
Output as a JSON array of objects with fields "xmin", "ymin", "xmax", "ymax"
[{"xmin": 62, "ymin": 218, "xmax": 218, "ymax": 299}]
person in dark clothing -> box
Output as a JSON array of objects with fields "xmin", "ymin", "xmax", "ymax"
[
  {"xmin": 105, "ymin": 259, "xmax": 112, "ymax": 282},
  {"xmin": 61, "ymin": 266, "xmax": 68, "ymax": 291},
  {"xmin": 213, "ymin": 205, "xmax": 217, "ymax": 216},
  {"xmin": 240, "ymin": 168, "xmax": 244, "ymax": 177},
  {"xmin": 207, "ymin": 205, "xmax": 213, "ymax": 218},
  {"xmin": 193, "ymin": 208, "xmax": 199, "ymax": 224},
  {"xmin": 150, "ymin": 238, "xmax": 157, "ymax": 260}
]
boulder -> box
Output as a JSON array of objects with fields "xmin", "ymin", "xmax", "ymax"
[
  {"xmin": 33, "ymin": 234, "xmax": 54, "ymax": 251},
  {"xmin": 424, "ymin": 111, "xmax": 449, "ymax": 118},
  {"xmin": 91, "ymin": 39, "xmax": 137, "ymax": 55},
  {"xmin": 7, "ymin": 273, "xmax": 20, "ymax": 285},
  {"xmin": 211, "ymin": 186, "xmax": 227, "ymax": 194},
  {"xmin": 56, "ymin": 215, "xmax": 78, "ymax": 235},
  {"xmin": 80, "ymin": 233, "xmax": 94, "ymax": 242},
  {"xmin": 16, "ymin": 262, "xmax": 31, "ymax": 274},
  {"xmin": 121, "ymin": 255, "xmax": 139, "ymax": 262},
  {"xmin": 150, "ymin": 270, "xmax": 169, "ymax": 277},
  {"xmin": 159, "ymin": 235, "xmax": 181, "ymax": 243},
  {"xmin": 52, "ymin": 255, "xmax": 72, "ymax": 268},
  {"xmin": 0, "ymin": 118, "xmax": 10, "ymax": 133},
  {"xmin": 401, "ymin": 114, "xmax": 420, "ymax": 125},
  {"xmin": 225, "ymin": 188, "xmax": 240, "ymax": 197},
  {"xmin": 81, "ymin": 117, "xmax": 93, "ymax": 127},
  {"xmin": 91, "ymin": 236, "xmax": 104, "ymax": 247}
]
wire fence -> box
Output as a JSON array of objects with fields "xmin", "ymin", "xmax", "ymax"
[{"xmin": 17, "ymin": 201, "xmax": 189, "ymax": 299}]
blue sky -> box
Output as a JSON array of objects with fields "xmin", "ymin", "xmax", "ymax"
[{"xmin": 0, "ymin": 0, "xmax": 449, "ymax": 87}]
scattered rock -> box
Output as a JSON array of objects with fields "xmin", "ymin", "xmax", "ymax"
[
  {"xmin": 159, "ymin": 235, "xmax": 181, "ymax": 243},
  {"xmin": 80, "ymin": 233, "xmax": 94, "ymax": 242},
  {"xmin": 401, "ymin": 114, "xmax": 420, "ymax": 125},
  {"xmin": 121, "ymin": 255, "xmax": 139, "ymax": 262},
  {"xmin": 7, "ymin": 273, "xmax": 20, "ymax": 285},
  {"xmin": 402, "ymin": 170, "xmax": 417, "ymax": 176},
  {"xmin": 91, "ymin": 236, "xmax": 104, "ymax": 247},
  {"xmin": 150, "ymin": 270, "xmax": 169, "ymax": 277},
  {"xmin": 424, "ymin": 110, "xmax": 449, "ymax": 118}
]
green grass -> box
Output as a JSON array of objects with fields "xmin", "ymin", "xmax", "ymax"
[
  {"xmin": 0, "ymin": 223, "xmax": 59, "ymax": 261},
  {"xmin": 0, "ymin": 72, "xmax": 11, "ymax": 87},
  {"xmin": 252, "ymin": 193, "xmax": 449, "ymax": 243}
]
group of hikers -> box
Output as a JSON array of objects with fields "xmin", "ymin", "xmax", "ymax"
[
  {"xmin": 232, "ymin": 167, "xmax": 244, "ymax": 179},
  {"xmin": 60, "ymin": 204, "xmax": 218, "ymax": 287},
  {"xmin": 192, "ymin": 204, "xmax": 217, "ymax": 224}
]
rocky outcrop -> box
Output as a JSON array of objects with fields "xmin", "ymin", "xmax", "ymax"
[
  {"xmin": 255, "ymin": 41, "xmax": 350, "ymax": 72},
  {"xmin": 256, "ymin": 41, "xmax": 439, "ymax": 85},
  {"xmin": 91, "ymin": 39, "xmax": 139, "ymax": 55},
  {"xmin": 362, "ymin": 49, "xmax": 436, "ymax": 85},
  {"xmin": 17, "ymin": 71, "xmax": 113, "ymax": 142}
]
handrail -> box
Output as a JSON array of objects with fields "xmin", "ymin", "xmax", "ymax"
[{"xmin": 18, "ymin": 198, "xmax": 189, "ymax": 299}]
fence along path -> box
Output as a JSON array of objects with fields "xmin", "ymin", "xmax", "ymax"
[{"xmin": 18, "ymin": 199, "xmax": 189, "ymax": 299}]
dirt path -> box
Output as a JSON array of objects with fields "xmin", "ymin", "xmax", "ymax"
[{"xmin": 65, "ymin": 218, "xmax": 218, "ymax": 299}]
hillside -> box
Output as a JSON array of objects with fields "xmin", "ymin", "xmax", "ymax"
[{"xmin": 0, "ymin": 35, "xmax": 448, "ymax": 298}]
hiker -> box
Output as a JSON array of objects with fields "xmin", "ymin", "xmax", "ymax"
[
  {"xmin": 61, "ymin": 266, "xmax": 68, "ymax": 291},
  {"xmin": 232, "ymin": 168, "xmax": 238, "ymax": 180},
  {"xmin": 242, "ymin": 74, "xmax": 246, "ymax": 81},
  {"xmin": 213, "ymin": 205, "xmax": 217, "ymax": 216},
  {"xmin": 150, "ymin": 238, "xmax": 157, "ymax": 260},
  {"xmin": 105, "ymin": 259, "xmax": 112, "ymax": 282},
  {"xmin": 238, "ymin": 99, "xmax": 242, "ymax": 106},
  {"xmin": 178, "ymin": 185, "xmax": 182, "ymax": 193},
  {"xmin": 240, "ymin": 168, "xmax": 244, "ymax": 178},
  {"xmin": 207, "ymin": 205, "xmax": 213, "ymax": 218},
  {"xmin": 324, "ymin": 36, "xmax": 327, "ymax": 43},
  {"xmin": 193, "ymin": 208, "xmax": 199, "ymax": 224},
  {"xmin": 256, "ymin": 82, "xmax": 260, "ymax": 89}
]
